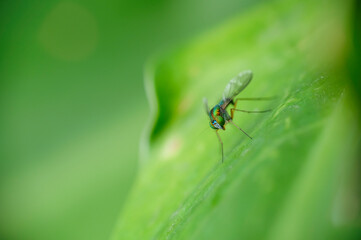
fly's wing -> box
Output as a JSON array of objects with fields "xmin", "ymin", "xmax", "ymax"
[
  {"xmin": 222, "ymin": 70, "xmax": 253, "ymax": 107},
  {"xmin": 203, "ymin": 97, "xmax": 210, "ymax": 115}
]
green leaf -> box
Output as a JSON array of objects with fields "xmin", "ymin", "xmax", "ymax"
[{"xmin": 111, "ymin": 0, "xmax": 361, "ymax": 239}]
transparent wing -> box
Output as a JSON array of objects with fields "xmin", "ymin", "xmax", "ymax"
[
  {"xmin": 203, "ymin": 97, "xmax": 210, "ymax": 115},
  {"xmin": 222, "ymin": 70, "xmax": 253, "ymax": 105}
]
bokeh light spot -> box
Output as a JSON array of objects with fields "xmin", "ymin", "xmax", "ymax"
[{"xmin": 38, "ymin": 1, "xmax": 98, "ymax": 61}]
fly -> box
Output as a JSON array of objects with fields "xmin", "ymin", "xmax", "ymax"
[{"xmin": 203, "ymin": 70, "xmax": 273, "ymax": 163}]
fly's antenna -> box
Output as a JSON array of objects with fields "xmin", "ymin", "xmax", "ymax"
[{"xmin": 203, "ymin": 97, "xmax": 210, "ymax": 115}]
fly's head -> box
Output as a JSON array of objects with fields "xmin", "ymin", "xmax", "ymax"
[{"xmin": 209, "ymin": 105, "xmax": 225, "ymax": 130}]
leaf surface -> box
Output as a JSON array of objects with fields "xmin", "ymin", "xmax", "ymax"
[{"xmin": 111, "ymin": 0, "xmax": 361, "ymax": 239}]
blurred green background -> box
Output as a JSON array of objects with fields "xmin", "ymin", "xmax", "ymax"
[{"xmin": 0, "ymin": 0, "xmax": 259, "ymax": 240}]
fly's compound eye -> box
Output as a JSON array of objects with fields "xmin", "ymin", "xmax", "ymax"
[
  {"xmin": 212, "ymin": 120, "xmax": 219, "ymax": 128},
  {"xmin": 212, "ymin": 120, "xmax": 222, "ymax": 129},
  {"xmin": 209, "ymin": 120, "xmax": 217, "ymax": 129}
]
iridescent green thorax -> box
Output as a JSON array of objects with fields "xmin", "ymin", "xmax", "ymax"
[{"xmin": 209, "ymin": 105, "xmax": 225, "ymax": 130}]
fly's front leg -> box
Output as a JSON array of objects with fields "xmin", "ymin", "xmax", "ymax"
[{"xmin": 215, "ymin": 130, "xmax": 224, "ymax": 163}]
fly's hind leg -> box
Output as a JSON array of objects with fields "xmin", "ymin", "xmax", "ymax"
[{"xmin": 230, "ymin": 97, "xmax": 275, "ymax": 119}]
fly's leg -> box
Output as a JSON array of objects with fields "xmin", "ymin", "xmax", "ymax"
[
  {"xmin": 228, "ymin": 119, "xmax": 253, "ymax": 140},
  {"xmin": 234, "ymin": 97, "xmax": 276, "ymax": 102},
  {"xmin": 231, "ymin": 97, "xmax": 275, "ymax": 119},
  {"xmin": 215, "ymin": 130, "xmax": 224, "ymax": 163},
  {"xmin": 232, "ymin": 109, "xmax": 272, "ymax": 113}
]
